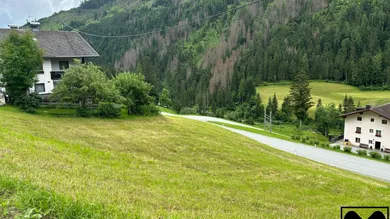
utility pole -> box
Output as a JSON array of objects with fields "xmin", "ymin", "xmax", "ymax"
[{"xmin": 264, "ymin": 106, "xmax": 273, "ymax": 133}]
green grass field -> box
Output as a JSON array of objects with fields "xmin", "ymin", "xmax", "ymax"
[
  {"xmin": 258, "ymin": 81, "xmax": 390, "ymax": 112},
  {"xmin": 0, "ymin": 106, "xmax": 389, "ymax": 218}
]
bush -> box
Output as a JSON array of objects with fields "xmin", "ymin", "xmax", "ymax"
[
  {"xmin": 97, "ymin": 102, "xmax": 122, "ymax": 118},
  {"xmin": 244, "ymin": 117, "xmax": 254, "ymax": 125},
  {"xmin": 76, "ymin": 106, "xmax": 93, "ymax": 117},
  {"xmin": 215, "ymin": 108, "xmax": 225, "ymax": 118},
  {"xmin": 179, "ymin": 107, "xmax": 197, "ymax": 115},
  {"xmin": 320, "ymin": 142, "xmax": 326, "ymax": 147},
  {"xmin": 314, "ymin": 140, "xmax": 320, "ymax": 145},
  {"xmin": 357, "ymin": 150, "xmax": 368, "ymax": 156},
  {"xmin": 333, "ymin": 145, "xmax": 341, "ymax": 150},
  {"xmin": 204, "ymin": 111, "xmax": 216, "ymax": 117},
  {"xmin": 343, "ymin": 146, "xmax": 352, "ymax": 153},
  {"xmin": 138, "ymin": 104, "xmax": 159, "ymax": 115},
  {"xmin": 301, "ymin": 138, "xmax": 306, "ymax": 143},
  {"xmin": 15, "ymin": 93, "xmax": 42, "ymax": 113},
  {"xmin": 309, "ymin": 140, "xmax": 315, "ymax": 145},
  {"xmin": 384, "ymin": 155, "xmax": 390, "ymax": 161},
  {"xmin": 369, "ymin": 151, "xmax": 382, "ymax": 159}
]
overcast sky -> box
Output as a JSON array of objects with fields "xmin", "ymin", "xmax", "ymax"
[{"xmin": 0, "ymin": 0, "xmax": 81, "ymax": 28}]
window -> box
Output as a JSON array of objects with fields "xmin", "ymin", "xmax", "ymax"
[
  {"xmin": 36, "ymin": 62, "xmax": 44, "ymax": 74},
  {"xmin": 355, "ymin": 138, "xmax": 361, "ymax": 143},
  {"xmin": 371, "ymin": 118, "xmax": 375, "ymax": 122},
  {"xmin": 376, "ymin": 130, "xmax": 382, "ymax": 137},
  {"xmin": 356, "ymin": 127, "xmax": 362, "ymax": 134},
  {"xmin": 34, "ymin": 83, "xmax": 45, "ymax": 93},
  {"xmin": 369, "ymin": 129, "xmax": 374, "ymax": 133},
  {"xmin": 382, "ymin": 120, "xmax": 388, "ymax": 125},
  {"xmin": 357, "ymin": 117, "xmax": 362, "ymax": 121},
  {"xmin": 369, "ymin": 140, "xmax": 373, "ymax": 144},
  {"xmin": 59, "ymin": 61, "xmax": 69, "ymax": 70}
]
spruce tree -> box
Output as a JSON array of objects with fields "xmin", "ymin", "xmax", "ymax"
[
  {"xmin": 317, "ymin": 98, "xmax": 323, "ymax": 107},
  {"xmin": 290, "ymin": 71, "xmax": 314, "ymax": 122},
  {"xmin": 271, "ymin": 93, "xmax": 278, "ymax": 116}
]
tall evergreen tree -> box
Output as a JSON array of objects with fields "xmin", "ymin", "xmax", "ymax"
[
  {"xmin": 271, "ymin": 93, "xmax": 278, "ymax": 116},
  {"xmin": 317, "ymin": 98, "xmax": 323, "ymax": 107},
  {"xmin": 290, "ymin": 71, "xmax": 314, "ymax": 121}
]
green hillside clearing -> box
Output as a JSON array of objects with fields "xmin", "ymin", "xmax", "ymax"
[
  {"xmin": 258, "ymin": 82, "xmax": 390, "ymax": 112},
  {"xmin": 0, "ymin": 107, "xmax": 389, "ymax": 218}
]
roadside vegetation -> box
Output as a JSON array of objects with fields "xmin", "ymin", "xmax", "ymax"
[{"xmin": 1, "ymin": 107, "xmax": 390, "ymax": 218}]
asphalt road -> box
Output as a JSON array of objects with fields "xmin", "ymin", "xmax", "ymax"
[{"xmin": 163, "ymin": 113, "xmax": 390, "ymax": 183}]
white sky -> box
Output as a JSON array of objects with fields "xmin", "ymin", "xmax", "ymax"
[{"xmin": 0, "ymin": 0, "xmax": 81, "ymax": 28}]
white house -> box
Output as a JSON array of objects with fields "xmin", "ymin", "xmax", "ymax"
[
  {"xmin": 0, "ymin": 24, "xmax": 99, "ymax": 95},
  {"xmin": 342, "ymin": 104, "xmax": 390, "ymax": 153}
]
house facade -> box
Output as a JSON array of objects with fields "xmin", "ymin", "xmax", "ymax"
[
  {"xmin": 342, "ymin": 104, "xmax": 390, "ymax": 152},
  {"xmin": 0, "ymin": 25, "xmax": 99, "ymax": 95}
]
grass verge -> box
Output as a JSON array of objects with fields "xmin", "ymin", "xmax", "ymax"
[{"xmin": 0, "ymin": 106, "xmax": 390, "ymax": 218}]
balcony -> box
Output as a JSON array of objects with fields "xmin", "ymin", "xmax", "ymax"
[
  {"xmin": 51, "ymin": 71, "xmax": 64, "ymax": 80},
  {"xmin": 376, "ymin": 134, "xmax": 382, "ymax": 137}
]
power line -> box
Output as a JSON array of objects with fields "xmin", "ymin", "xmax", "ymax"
[{"xmin": 63, "ymin": 0, "xmax": 261, "ymax": 39}]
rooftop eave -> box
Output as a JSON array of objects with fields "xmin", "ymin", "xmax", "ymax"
[{"xmin": 43, "ymin": 55, "xmax": 100, "ymax": 58}]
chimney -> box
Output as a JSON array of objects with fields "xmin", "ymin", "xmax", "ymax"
[
  {"xmin": 8, "ymin": 24, "xmax": 19, "ymax": 29},
  {"xmin": 28, "ymin": 21, "xmax": 40, "ymax": 31}
]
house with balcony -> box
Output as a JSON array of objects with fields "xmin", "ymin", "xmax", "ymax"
[
  {"xmin": 0, "ymin": 24, "xmax": 99, "ymax": 95},
  {"xmin": 342, "ymin": 104, "xmax": 390, "ymax": 153}
]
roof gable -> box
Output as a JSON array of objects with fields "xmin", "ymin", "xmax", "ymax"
[
  {"xmin": 342, "ymin": 103, "xmax": 390, "ymax": 120},
  {"xmin": 0, "ymin": 29, "xmax": 99, "ymax": 58}
]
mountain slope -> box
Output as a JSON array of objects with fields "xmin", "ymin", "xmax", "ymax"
[{"xmin": 38, "ymin": 0, "xmax": 328, "ymax": 111}]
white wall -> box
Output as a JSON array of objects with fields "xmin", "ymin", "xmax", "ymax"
[
  {"xmin": 344, "ymin": 111, "xmax": 390, "ymax": 150},
  {"xmin": 31, "ymin": 58, "xmax": 77, "ymax": 94},
  {"xmin": 0, "ymin": 92, "xmax": 5, "ymax": 106}
]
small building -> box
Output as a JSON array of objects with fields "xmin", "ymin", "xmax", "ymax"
[
  {"xmin": 342, "ymin": 104, "xmax": 390, "ymax": 152},
  {"xmin": 0, "ymin": 23, "xmax": 99, "ymax": 94}
]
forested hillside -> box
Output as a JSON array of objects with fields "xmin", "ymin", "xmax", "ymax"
[{"xmin": 38, "ymin": 0, "xmax": 389, "ymax": 113}]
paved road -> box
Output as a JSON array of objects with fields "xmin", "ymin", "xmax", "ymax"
[{"xmin": 163, "ymin": 113, "xmax": 390, "ymax": 183}]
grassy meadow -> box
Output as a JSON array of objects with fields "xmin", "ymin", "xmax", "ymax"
[
  {"xmin": 257, "ymin": 81, "xmax": 390, "ymax": 113},
  {"xmin": 0, "ymin": 106, "xmax": 390, "ymax": 218}
]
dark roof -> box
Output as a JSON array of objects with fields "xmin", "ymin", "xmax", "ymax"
[
  {"xmin": 0, "ymin": 29, "xmax": 99, "ymax": 58},
  {"xmin": 342, "ymin": 103, "xmax": 390, "ymax": 120}
]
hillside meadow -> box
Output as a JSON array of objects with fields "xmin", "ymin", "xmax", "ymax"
[
  {"xmin": 0, "ymin": 107, "xmax": 389, "ymax": 218},
  {"xmin": 257, "ymin": 81, "xmax": 390, "ymax": 113}
]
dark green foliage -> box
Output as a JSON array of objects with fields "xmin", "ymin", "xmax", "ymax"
[
  {"xmin": 315, "ymin": 103, "xmax": 343, "ymax": 136},
  {"xmin": 290, "ymin": 72, "xmax": 314, "ymax": 121},
  {"xmin": 52, "ymin": 62, "xmax": 120, "ymax": 111},
  {"xmin": 369, "ymin": 151, "xmax": 382, "ymax": 159},
  {"xmin": 76, "ymin": 107, "xmax": 93, "ymax": 117},
  {"xmin": 113, "ymin": 72, "xmax": 155, "ymax": 115},
  {"xmin": 160, "ymin": 88, "xmax": 172, "ymax": 108},
  {"xmin": 97, "ymin": 102, "xmax": 122, "ymax": 118},
  {"xmin": 179, "ymin": 107, "xmax": 197, "ymax": 115},
  {"xmin": 138, "ymin": 104, "xmax": 160, "ymax": 115},
  {"xmin": 384, "ymin": 155, "xmax": 390, "ymax": 161},
  {"xmin": 279, "ymin": 96, "xmax": 293, "ymax": 122},
  {"xmin": 0, "ymin": 31, "xmax": 43, "ymax": 104},
  {"xmin": 357, "ymin": 149, "xmax": 368, "ymax": 156},
  {"xmin": 333, "ymin": 145, "xmax": 341, "ymax": 150},
  {"xmin": 15, "ymin": 93, "xmax": 42, "ymax": 113},
  {"xmin": 343, "ymin": 95, "xmax": 356, "ymax": 113},
  {"xmin": 343, "ymin": 146, "xmax": 352, "ymax": 153}
]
